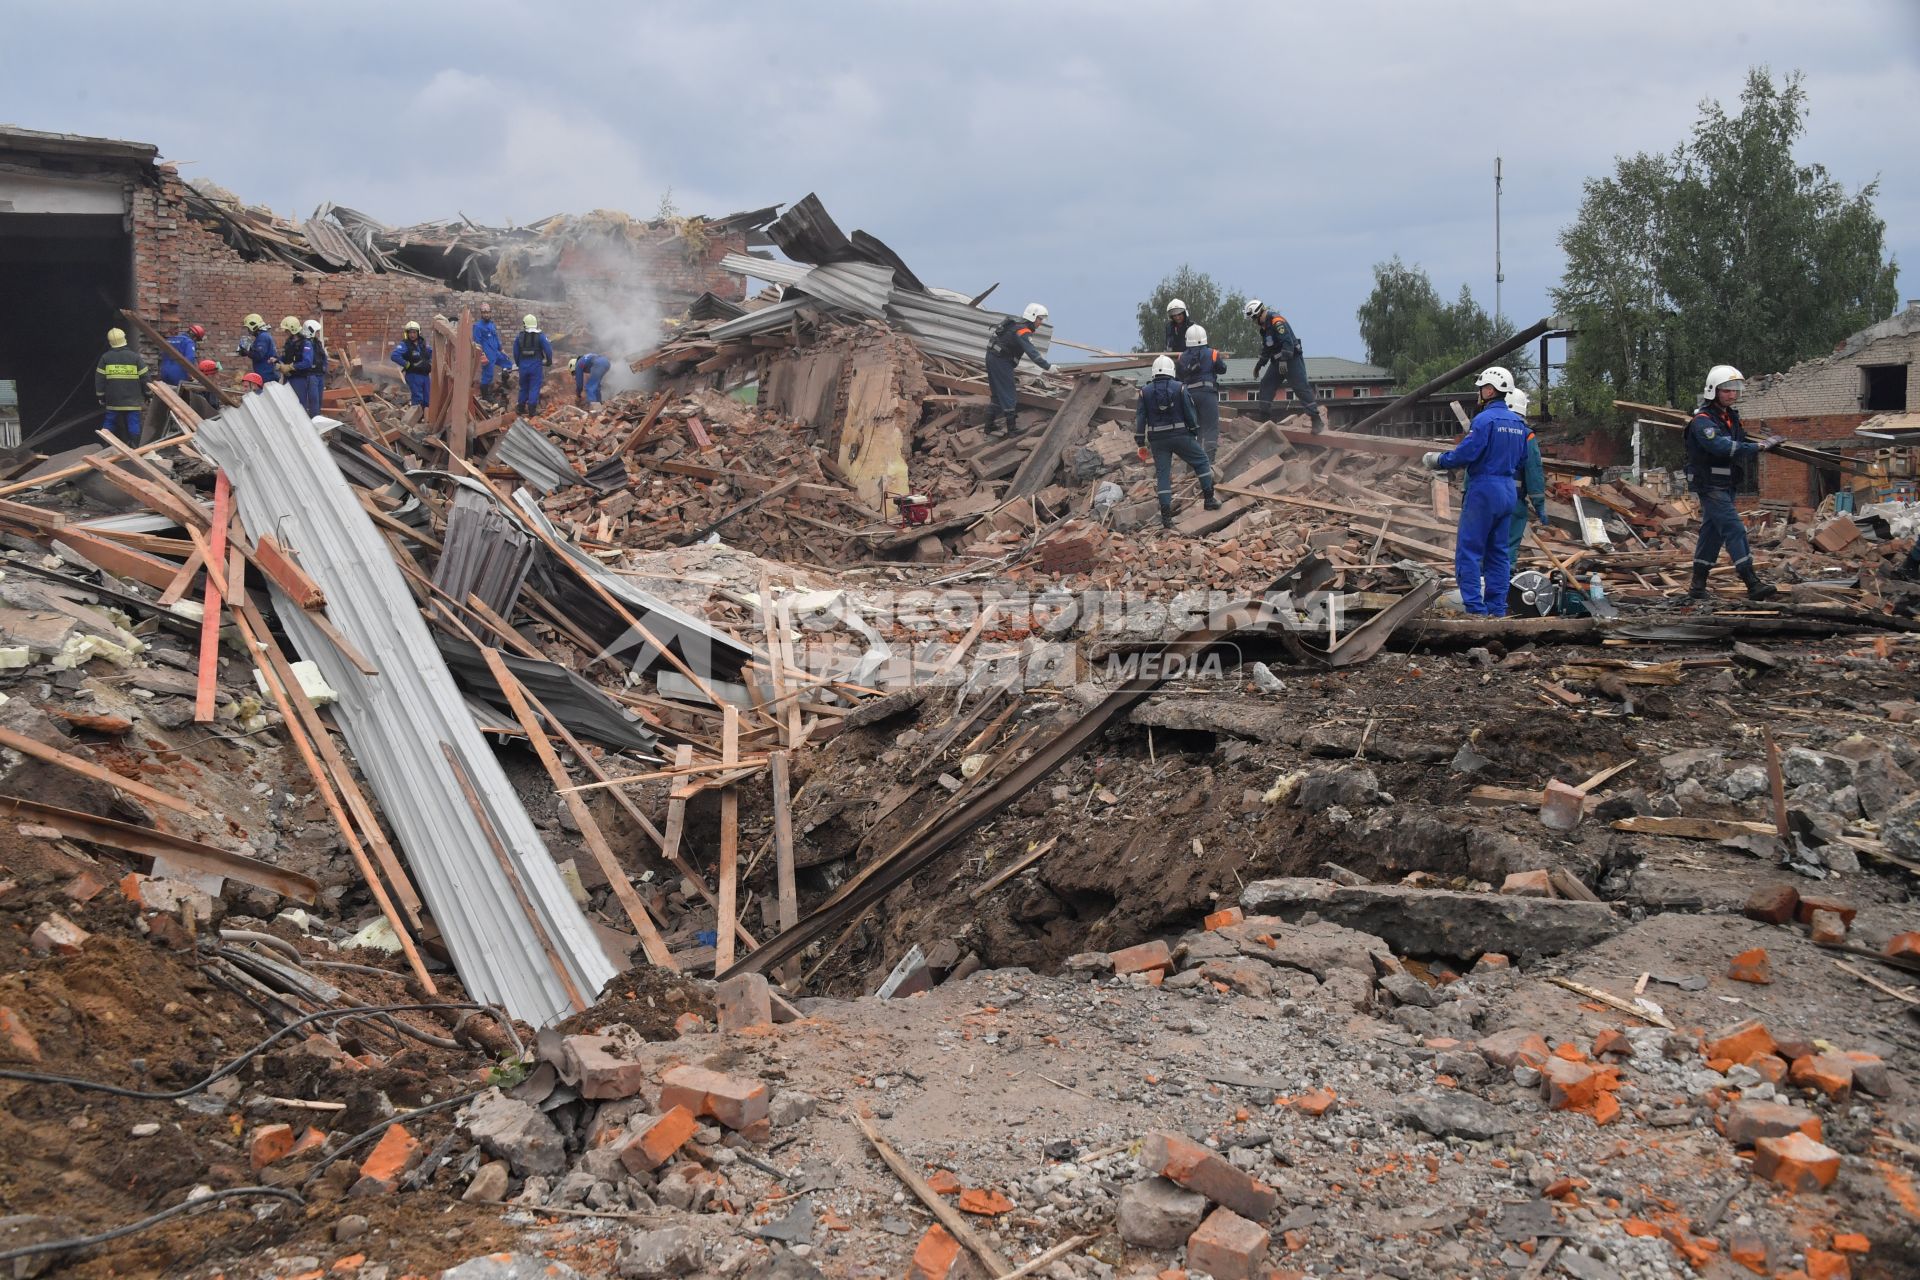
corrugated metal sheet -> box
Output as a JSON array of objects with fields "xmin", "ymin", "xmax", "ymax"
[
  {"xmin": 198, "ymin": 385, "xmax": 615, "ymax": 1026},
  {"xmin": 720, "ymin": 253, "xmax": 807, "ymax": 288},
  {"xmin": 707, "ymin": 296, "xmax": 812, "ymax": 342},
  {"xmin": 436, "ymin": 634, "xmax": 660, "ymax": 755},
  {"xmin": 434, "ymin": 486, "xmax": 534, "ymax": 616},
  {"xmin": 492, "ymin": 419, "xmax": 582, "ymax": 495},
  {"xmin": 785, "ymin": 261, "xmax": 893, "ymax": 318},
  {"xmin": 885, "ymin": 293, "xmax": 1053, "ymax": 365}
]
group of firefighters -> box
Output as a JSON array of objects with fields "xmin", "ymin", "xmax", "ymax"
[{"xmin": 92, "ymin": 303, "xmax": 617, "ymax": 444}]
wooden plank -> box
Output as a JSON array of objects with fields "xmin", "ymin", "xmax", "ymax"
[
  {"xmin": 716, "ymin": 705, "xmax": 740, "ymax": 974},
  {"xmin": 615, "ymin": 392, "xmax": 671, "ymax": 455},
  {"xmin": 0, "ymin": 724, "xmax": 201, "ymax": 817},
  {"xmin": 1545, "ymin": 976, "xmax": 1673, "ymax": 1029},
  {"xmin": 1609, "ymin": 815, "xmax": 1778, "ymax": 840},
  {"xmin": 476, "ymin": 644, "xmax": 676, "ymax": 970},
  {"xmin": 193, "ymin": 472, "xmax": 231, "ymax": 723},
  {"xmin": 50, "ymin": 526, "xmax": 184, "ymax": 590},
  {"xmin": 852, "ymin": 1112, "xmax": 1014, "ymax": 1278},
  {"xmin": 770, "ymin": 750, "xmax": 797, "ymax": 936},
  {"xmin": 1763, "ymin": 726, "xmax": 1790, "ymax": 839},
  {"xmin": 440, "ymin": 742, "xmax": 588, "ymax": 1013},
  {"xmin": 155, "ymin": 546, "xmax": 205, "ymax": 607},
  {"xmin": 969, "ymin": 835, "xmax": 1060, "ymax": 901},
  {"xmin": 1005, "ymin": 374, "xmax": 1109, "ymax": 499},
  {"xmin": 0, "ymin": 431, "xmax": 193, "ymax": 500},
  {"xmin": 302, "ymin": 609, "xmax": 380, "ymax": 676},
  {"xmin": 253, "ymin": 535, "xmax": 327, "ymax": 609},
  {"xmin": 676, "ymin": 475, "xmax": 800, "ymax": 546}
]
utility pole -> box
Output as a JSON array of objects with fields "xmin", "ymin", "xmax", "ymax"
[{"xmin": 1494, "ymin": 156, "xmax": 1504, "ymax": 330}]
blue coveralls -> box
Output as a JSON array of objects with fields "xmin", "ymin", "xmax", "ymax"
[
  {"xmin": 1252, "ymin": 311, "xmax": 1317, "ymax": 411},
  {"xmin": 983, "ymin": 316, "xmax": 1051, "ymax": 432},
  {"xmin": 1176, "ymin": 344, "xmax": 1228, "ymax": 459},
  {"xmin": 1685, "ymin": 402, "xmax": 1763, "ymax": 578},
  {"xmin": 1505, "ymin": 431, "xmax": 1547, "ymax": 563},
  {"xmin": 1435, "ymin": 398, "xmax": 1530, "ymax": 615},
  {"xmin": 95, "ymin": 345, "xmax": 150, "ymax": 442},
  {"xmin": 282, "ymin": 335, "xmax": 319, "ymax": 416},
  {"xmin": 513, "ymin": 328, "xmax": 554, "ymax": 413},
  {"xmin": 310, "ymin": 337, "xmax": 329, "ymax": 415},
  {"xmin": 239, "ymin": 330, "xmax": 278, "ymax": 389},
  {"xmin": 1135, "ymin": 375, "xmax": 1213, "ymax": 515},
  {"xmin": 574, "ymin": 353, "xmax": 611, "ymax": 405},
  {"xmin": 158, "ymin": 332, "xmax": 197, "ymax": 387},
  {"xmin": 1164, "ymin": 315, "xmax": 1191, "ymax": 352},
  {"xmin": 473, "ymin": 317, "xmax": 508, "ymax": 391},
  {"xmin": 391, "ymin": 335, "xmax": 434, "ymax": 407}
]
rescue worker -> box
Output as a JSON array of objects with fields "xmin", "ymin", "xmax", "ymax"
[
  {"xmin": 189, "ymin": 358, "xmax": 221, "ymax": 418},
  {"xmin": 572, "ymin": 352, "xmax": 611, "ymax": 406},
  {"xmin": 301, "ymin": 320, "xmax": 328, "ymax": 415},
  {"xmin": 513, "ymin": 314, "xmax": 554, "ymax": 414},
  {"xmin": 391, "ymin": 321, "xmax": 433, "ymax": 408},
  {"xmin": 279, "ymin": 317, "xmax": 319, "ymax": 416},
  {"xmin": 240, "ymin": 372, "xmax": 265, "ymax": 394},
  {"xmin": 1504, "ymin": 388, "xmax": 1550, "ymax": 570},
  {"xmin": 1176, "ymin": 324, "xmax": 1228, "ymax": 459},
  {"xmin": 1246, "ymin": 299, "xmax": 1330, "ymax": 431},
  {"xmin": 1163, "ymin": 299, "xmax": 1191, "ymax": 352},
  {"xmin": 1423, "ymin": 366, "xmax": 1530, "ymax": 617},
  {"xmin": 983, "ymin": 303, "xmax": 1054, "ymax": 437},
  {"xmin": 237, "ymin": 313, "xmax": 278, "ymax": 387},
  {"xmin": 1136, "ymin": 354, "xmax": 1219, "ymax": 530},
  {"xmin": 94, "ymin": 327, "xmax": 151, "ymax": 443},
  {"xmin": 158, "ymin": 323, "xmax": 206, "ymax": 388},
  {"xmin": 1685, "ymin": 364, "xmax": 1781, "ymax": 602},
  {"xmin": 473, "ymin": 302, "xmax": 510, "ymax": 401}
]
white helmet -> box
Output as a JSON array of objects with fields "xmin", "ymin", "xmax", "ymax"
[
  {"xmin": 302, "ymin": 319, "xmax": 321, "ymax": 337},
  {"xmin": 1151, "ymin": 354, "xmax": 1177, "ymax": 378},
  {"xmin": 1474, "ymin": 366, "xmax": 1517, "ymax": 396},
  {"xmin": 1022, "ymin": 303, "xmax": 1048, "ymax": 324},
  {"xmin": 1167, "ymin": 298, "xmax": 1188, "ymax": 316},
  {"xmin": 1243, "ymin": 299, "xmax": 1264, "ymax": 318},
  {"xmin": 1703, "ymin": 364, "xmax": 1744, "ymax": 399},
  {"xmin": 523, "ymin": 314, "xmax": 540, "ymax": 331},
  {"xmin": 568, "ymin": 357, "xmax": 579, "ymax": 373},
  {"xmin": 1185, "ymin": 325, "xmax": 1209, "ymax": 347},
  {"xmin": 1508, "ymin": 387, "xmax": 1531, "ymax": 417}
]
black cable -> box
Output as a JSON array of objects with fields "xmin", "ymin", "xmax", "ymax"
[
  {"xmin": 0, "ymin": 1187, "xmax": 303, "ymax": 1264},
  {"xmin": 301, "ymin": 1087, "xmax": 488, "ymax": 1185},
  {"xmin": 0, "ymin": 1002, "xmax": 509, "ymax": 1100}
]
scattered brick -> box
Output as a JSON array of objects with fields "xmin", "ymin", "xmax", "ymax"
[
  {"xmin": 1110, "ymin": 939, "xmax": 1173, "ymax": 976},
  {"xmin": 250, "ymin": 1123, "xmax": 296, "ymax": 1171},
  {"xmin": 1703, "ymin": 1018, "xmax": 1777, "ymax": 1066},
  {"xmin": 1832, "ymin": 1233, "xmax": 1870, "ymax": 1254},
  {"xmin": 563, "ymin": 1034, "xmax": 650, "ymax": 1100},
  {"xmin": 1591, "ymin": 1028, "xmax": 1633, "ymax": 1058},
  {"xmin": 1539, "ymin": 1059, "xmax": 1599, "ymax": 1111},
  {"xmin": 288, "ymin": 1126, "xmax": 327, "ymax": 1159},
  {"xmin": 1795, "ymin": 895, "xmax": 1857, "ymax": 928},
  {"xmin": 60, "ymin": 871, "xmax": 106, "ymax": 903},
  {"xmin": 1476, "ymin": 1029, "xmax": 1550, "ymax": 1069},
  {"xmin": 1790, "ymin": 1054, "xmax": 1855, "ymax": 1104},
  {"xmin": 1744, "ymin": 883, "xmax": 1800, "ymax": 925},
  {"xmin": 1474, "ymin": 953, "xmax": 1511, "ymax": 970},
  {"xmin": 1203, "ymin": 907, "xmax": 1244, "ymax": 931},
  {"xmin": 617, "ymin": 1106, "xmax": 698, "ymax": 1173},
  {"xmin": 1752, "ymin": 1053, "xmax": 1790, "ymax": 1086},
  {"xmin": 1809, "ymin": 908, "xmax": 1849, "ymax": 945},
  {"xmin": 144, "ymin": 912, "xmax": 194, "ymax": 950},
  {"xmin": 672, "ymin": 1012, "xmax": 706, "ymax": 1036},
  {"xmin": 1887, "ymin": 931, "xmax": 1920, "ymax": 960},
  {"xmin": 924, "ymin": 1169, "xmax": 962, "ymax": 1195},
  {"xmin": 1774, "ymin": 1034, "xmax": 1819, "ymax": 1062},
  {"xmin": 715, "ymin": 972, "xmax": 773, "ymax": 1034},
  {"xmin": 1729, "ymin": 1232, "xmax": 1770, "ymax": 1275},
  {"xmin": 1141, "ymin": 1131, "xmax": 1278, "ymax": 1222},
  {"xmin": 1722, "ymin": 1099, "xmax": 1823, "ymax": 1146},
  {"xmin": 0, "ymin": 1006, "xmax": 41, "ymax": 1062},
  {"xmin": 1499, "ymin": 869, "xmax": 1553, "ymax": 897},
  {"xmin": 658, "ymin": 1065, "xmax": 769, "ymax": 1130},
  {"xmin": 908, "ymin": 1224, "xmax": 961, "ymax": 1280},
  {"xmin": 1726, "ymin": 947, "xmax": 1771, "ymax": 984},
  {"xmin": 1752, "ymin": 1132, "xmax": 1841, "ymax": 1193},
  {"xmin": 1294, "ymin": 1088, "xmax": 1338, "ymax": 1117},
  {"xmin": 1806, "ymin": 1248, "xmax": 1851, "ymax": 1280},
  {"xmin": 1840, "ymin": 1051, "xmax": 1890, "ymax": 1098},
  {"xmin": 29, "ymin": 913, "xmax": 89, "ymax": 956},
  {"xmin": 351, "ymin": 1124, "xmax": 418, "ymax": 1195},
  {"xmin": 1186, "ymin": 1207, "xmax": 1270, "ymax": 1280},
  {"xmin": 956, "ymin": 1188, "xmax": 1015, "ymax": 1216},
  {"xmin": 1588, "ymin": 1092, "xmax": 1621, "ymax": 1126}
]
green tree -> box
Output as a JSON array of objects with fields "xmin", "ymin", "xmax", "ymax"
[
  {"xmin": 1553, "ymin": 68, "xmax": 1897, "ymax": 411},
  {"xmin": 1134, "ymin": 265, "xmax": 1260, "ymax": 357},
  {"xmin": 1356, "ymin": 257, "xmax": 1531, "ymax": 391}
]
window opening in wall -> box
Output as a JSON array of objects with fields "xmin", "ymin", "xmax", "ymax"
[{"xmin": 1862, "ymin": 363, "xmax": 1908, "ymax": 412}]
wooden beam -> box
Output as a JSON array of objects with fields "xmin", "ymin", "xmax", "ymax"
[
  {"xmin": 155, "ymin": 546, "xmax": 205, "ymax": 607},
  {"xmin": 253, "ymin": 535, "xmax": 327, "ymax": 609},
  {"xmin": 852, "ymin": 1112, "xmax": 1014, "ymax": 1278},
  {"xmin": 0, "ymin": 431, "xmax": 194, "ymax": 500},
  {"xmin": 1608, "ymin": 815, "xmax": 1778, "ymax": 840},
  {"xmin": 0, "ymin": 724, "xmax": 201, "ymax": 817},
  {"xmin": 193, "ymin": 472, "xmax": 231, "ymax": 723},
  {"xmin": 716, "ymin": 705, "xmax": 741, "ymax": 974},
  {"xmin": 49, "ymin": 526, "xmax": 184, "ymax": 590},
  {"xmin": 770, "ymin": 750, "xmax": 797, "ymax": 936}
]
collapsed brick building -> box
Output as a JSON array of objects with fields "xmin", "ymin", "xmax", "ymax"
[{"xmin": 0, "ymin": 125, "xmax": 766, "ymax": 447}]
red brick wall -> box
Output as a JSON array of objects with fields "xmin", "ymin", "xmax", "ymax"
[{"xmin": 1753, "ymin": 412, "xmax": 1871, "ymax": 503}]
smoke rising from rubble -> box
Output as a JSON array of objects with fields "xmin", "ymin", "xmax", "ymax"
[{"xmin": 555, "ymin": 243, "xmax": 660, "ymax": 398}]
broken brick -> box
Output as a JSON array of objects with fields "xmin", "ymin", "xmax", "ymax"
[
  {"xmin": 1591, "ymin": 1028, "xmax": 1633, "ymax": 1058},
  {"xmin": 60, "ymin": 871, "xmax": 106, "ymax": 903},
  {"xmin": 1726, "ymin": 947, "xmax": 1771, "ymax": 984},
  {"xmin": 1752, "ymin": 1131, "xmax": 1841, "ymax": 1192},
  {"xmin": 1203, "ymin": 907, "xmax": 1244, "ymax": 931},
  {"xmin": 249, "ymin": 1123, "xmax": 296, "ymax": 1171},
  {"xmin": 1886, "ymin": 931, "xmax": 1920, "ymax": 960},
  {"xmin": 956, "ymin": 1188, "xmax": 1015, "ymax": 1216},
  {"xmin": 1832, "ymin": 1233, "xmax": 1870, "ymax": 1254},
  {"xmin": 1589, "ymin": 1092, "xmax": 1621, "ymax": 1126},
  {"xmin": 1745, "ymin": 883, "xmax": 1800, "ymax": 925},
  {"xmin": 616, "ymin": 1106, "xmax": 698, "ymax": 1173},
  {"xmin": 1186, "ymin": 1207, "xmax": 1270, "ymax": 1280},
  {"xmin": 1474, "ymin": 953, "xmax": 1511, "ymax": 971},
  {"xmin": 1722, "ymin": 1099, "xmax": 1823, "ymax": 1147},
  {"xmin": 1789, "ymin": 1054, "xmax": 1855, "ymax": 1104},
  {"xmin": 1703, "ymin": 1018, "xmax": 1777, "ymax": 1066},
  {"xmin": 672, "ymin": 1012, "xmax": 706, "ymax": 1037},
  {"xmin": 924, "ymin": 1169, "xmax": 962, "ymax": 1195},
  {"xmin": 1806, "ymin": 1249, "xmax": 1851, "ymax": 1280},
  {"xmin": 1537, "ymin": 781, "xmax": 1586, "ymax": 832},
  {"xmin": 0, "ymin": 1006, "xmax": 41, "ymax": 1062},
  {"xmin": 1109, "ymin": 939, "xmax": 1173, "ymax": 976},
  {"xmin": 288, "ymin": 1126, "xmax": 327, "ymax": 1159},
  {"xmin": 908, "ymin": 1224, "xmax": 961, "ymax": 1280},
  {"xmin": 1476, "ymin": 1028, "xmax": 1550, "ymax": 1069},
  {"xmin": 1729, "ymin": 1232, "xmax": 1770, "ymax": 1275},
  {"xmin": 1141, "ymin": 1131, "xmax": 1278, "ymax": 1222},
  {"xmin": 29, "ymin": 913, "xmax": 89, "ymax": 956},
  {"xmin": 1539, "ymin": 1058, "xmax": 1599, "ymax": 1110},
  {"xmin": 1809, "ymin": 908, "xmax": 1849, "ymax": 945},
  {"xmin": 1840, "ymin": 1051, "xmax": 1890, "ymax": 1098},
  {"xmin": 352, "ymin": 1123, "xmax": 418, "ymax": 1194},
  {"xmin": 1499, "ymin": 869, "xmax": 1553, "ymax": 897},
  {"xmin": 1752, "ymin": 1053, "xmax": 1790, "ymax": 1086},
  {"xmin": 715, "ymin": 972, "xmax": 772, "ymax": 1034},
  {"xmin": 562, "ymin": 1034, "xmax": 650, "ymax": 1100},
  {"xmin": 658, "ymin": 1065, "xmax": 769, "ymax": 1130},
  {"xmin": 1795, "ymin": 895, "xmax": 1857, "ymax": 928},
  {"xmin": 1293, "ymin": 1088, "xmax": 1338, "ymax": 1117}
]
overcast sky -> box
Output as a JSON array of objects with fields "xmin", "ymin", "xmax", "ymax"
[{"xmin": 4, "ymin": 1, "xmax": 1915, "ymax": 361}]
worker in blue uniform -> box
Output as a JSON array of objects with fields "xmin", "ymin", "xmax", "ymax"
[
  {"xmin": 157, "ymin": 324, "xmax": 205, "ymax": 388},
  {"xmin": 278, "ymin": 316, "xmax": 319, "ymax": 416},
  {"xmin": 1423, "ymin": 366, "xmax": 1531, "ymax": 616},
  {"xmin": 1175, "ymin": 324, "xmax": 1229, "ymax": 459},
  {"xmin": 301, "ymin": 320, "xmax": 328, "ymax": 415},
  {"xmin": 1136, "ymin": 354, "xmax": 1220, "ymax": 530},
  {"xmin": 391, "ymin": 321, "xmax": 433, "ymax": 408},
  {"xmin": 1246, "ymin": 298, "xmax": 1330, "ymax": 431},
  {"xmin": 473, "ymin": 301, "xmax": 510, "ymax": 402},
  {"xmin": 572, "ymin": 353, "xmax": 611, "ymax": 406},
  {"xmin": 1163, "ymin": 299, "xmax": 1191, "ymax": 353},
  {"xmin": 237, "ymin": 314, "xmax": 278, "ymax": 388},
  {"xmin": 513, "ymin": 314, "xmax": 554, "ymax": 415},
  {"xmin": 1685, "ymin": 364, "xmax": 1781, "ymax": 602},
  {"xmin": 1504, "ymin": 388, "xmax": 1550, "ymax": 568},
  {"xmin": 983, "ymin": 303, "xmax": 1054, "ymax": 437},
  {"xmin": 95, "ymin": 328, "xmax": 151, "ymax": 443}
]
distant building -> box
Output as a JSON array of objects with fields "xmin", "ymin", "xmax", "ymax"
[{"xmin": 1742, "ymin": 303, "xmax": 1920, "ymax": 504}]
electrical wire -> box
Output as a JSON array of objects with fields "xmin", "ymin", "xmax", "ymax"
[
  {"xmin": 0, "ymin": 1002, "xmax": 515, "ymax": 1100},
  {"xmin": 0, "ymin": 1187, "xmax": 303, "ymax": 1265},
  {"xmin": 301, "ymin": 1088, "xmax": 488, "ymax": 1185}
]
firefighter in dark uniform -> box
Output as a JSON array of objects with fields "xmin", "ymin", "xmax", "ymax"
[
  {"xmin": 1685, "ymin": 364, "xmax": 1781, "ymax": 602},
  {"xmin": 1163, "ymin": 299, "xmax": 1191, "ymax": 352},
  {"xmin": 1136, "ymin": 354, "xmax": 1219, "ymax": 529},
  {"xmin": 1175, "ymin": 324, "xmax": 1228, "ymax": 459},
  {"xmin": 1246, "ymin": 299, "xmax": 1330, "ymax": 431},
  {"xmin": 983, "ymin": 303, "xmax": 1053, "ymax": 436}
]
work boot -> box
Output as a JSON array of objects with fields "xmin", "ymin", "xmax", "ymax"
[
  {"xmin": 1687, "ymin": 565, "xmax": 1710, "ymax": 600},
  {"xmin": 1159, "ymin": 504, "xmax": 1175, "ymax": 530},
  {"xmin": 1202, "ymin": 487, "xmax": 1222, "ymax": 511},
  {"xmin": 1739, "ymin": 565, "xmax": 1779, "ymax": 602}
]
